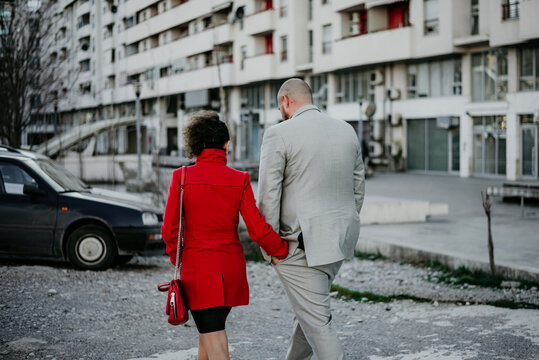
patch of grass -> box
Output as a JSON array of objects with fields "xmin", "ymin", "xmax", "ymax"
[
  {"xmin": 486, "ymin": 299, "xmax": 539, "ymax": 310},
  {"xmin": 330, "ymin": 284, "xmax": 431, "ymax": 304},
  {"xmin": 330, "ymin": 284, "xmax": 539, "ymax": 310},
  {"xmin": 354, "ymin": 251, "xmax": 387, "ymax": 261},
  {"xmin": 410, "ymin": 259, "xmax": 539, "ymax": 290},
  {"xmin": 244, "ymin": 251, "xmax": 266, "ymax": 263}
]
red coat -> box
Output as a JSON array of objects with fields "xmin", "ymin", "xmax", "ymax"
[{"xmin": 161, "ymin": 149, "xmax": 288, "ymax": 310}]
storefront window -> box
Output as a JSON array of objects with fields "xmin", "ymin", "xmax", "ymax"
[
  {"xmin": 406, "ymin": 118, "xmax": 459, "ymax": 173},
  {"xmin": 472, "ymin": 116, "xmax": 506, "ymax": 176}
]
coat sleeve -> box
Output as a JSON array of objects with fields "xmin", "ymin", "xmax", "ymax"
[
  {"xmin": 257, "ymin": 125, "xmax": 286, "ymax": 234},
  {"xmin": 240, "ymin": 173, "xmax": 288, "ymax": 259},
  {"xmin": 354, "ymin": 143, "xmax": 366, "ymax": 215},
  {"xmin": 161, "ymin": 169, "xmax": 181, "ymax": 265}
]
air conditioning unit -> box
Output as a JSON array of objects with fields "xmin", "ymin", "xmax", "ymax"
[
  {"xmin": 391, "ymin": 112, "xmax": 402, "ymax": 127},
  {"xmin": 369, "ymin": 141, "xmax": 383, "ymax": 158},
  {"xmin": 387, "ymin": 88, "xmax": 401, "ymax": 100},
  {"xmin": 391, "ymin": 140, "xmax": 402, "ymax": 157},
  {"xmin": 370, "ymin": 69, "xmax": 384, "ymax": 85}
]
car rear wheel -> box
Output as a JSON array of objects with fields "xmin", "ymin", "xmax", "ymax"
[{"xmin": 67, "ymin": 225, "xmax": 117, "ymax": 270}]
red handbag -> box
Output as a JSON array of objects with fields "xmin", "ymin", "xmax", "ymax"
[{"xmin": 158, "ymin": 167, "xmax": 189, "ymax": 326}]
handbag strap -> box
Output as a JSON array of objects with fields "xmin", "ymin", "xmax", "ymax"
[{"xmin": 173, "ymin": 167, "xmax": 186, "ymax": 280}]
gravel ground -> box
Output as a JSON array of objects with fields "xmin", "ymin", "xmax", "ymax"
[
  {"xmin": 0, "ymin": 256, "xmax": 538, "ymax": 360},
  {"xmin": 336, "ymin": 258, "xmax": 539, "ymax": 306}
]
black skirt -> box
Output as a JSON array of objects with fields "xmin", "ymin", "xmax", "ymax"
[{"xmin": 190, "ymin": 306, "xmax": 232, "ymax": 334}]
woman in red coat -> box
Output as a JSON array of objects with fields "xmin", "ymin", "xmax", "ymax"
[{"xmin": 161, "ymin": 110, "xmax": 288, "ymax": 360}]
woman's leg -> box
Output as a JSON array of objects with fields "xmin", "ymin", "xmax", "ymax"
[
  {"xmin": 198, "ymin": 330, "xmax": 230, "ymax": 360},
  {"xmin": 198, "ymin": 335, "xmax": 209, "ymax": 360}
]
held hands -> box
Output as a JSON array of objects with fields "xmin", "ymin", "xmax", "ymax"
[{"xmin": 271, "ymin": 257, "xmax": 280, "ymax": 266}]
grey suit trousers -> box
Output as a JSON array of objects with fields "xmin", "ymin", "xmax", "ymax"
[{"xmin": 274, "ymin": 248, "xmax": 344, "ymax": 360}]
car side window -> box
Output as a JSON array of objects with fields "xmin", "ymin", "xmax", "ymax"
[{"xmin": 0, "ymin": 163, "xmax": 38, "ymax": 195}]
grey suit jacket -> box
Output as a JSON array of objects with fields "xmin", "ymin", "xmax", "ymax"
[{"xmin": 257, "ymin": 105, "xmax": 365, "ymax": 267}]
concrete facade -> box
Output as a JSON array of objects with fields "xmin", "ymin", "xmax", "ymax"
[{"xmin": 30, "ymin": 0, "xmax": 539, "ymax": 180}]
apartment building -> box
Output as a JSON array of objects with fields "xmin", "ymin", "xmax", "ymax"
[{"xmin": 27, "ymin": 0, "xmax": 539, "ymax": 180}]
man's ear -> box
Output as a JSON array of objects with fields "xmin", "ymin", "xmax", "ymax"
[{"xmin": 283, "ymin": 95, "xmax": 290, "ymax": 108}]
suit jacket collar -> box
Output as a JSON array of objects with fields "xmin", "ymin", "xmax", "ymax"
[{"xmin": 291, "ymin": 104, "xmax": 320, "ymax": 119}]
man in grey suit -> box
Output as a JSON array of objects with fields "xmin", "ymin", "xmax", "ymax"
[{"xmin": 258, "ymin": 78, "xmax": 365, "ymax": 360}]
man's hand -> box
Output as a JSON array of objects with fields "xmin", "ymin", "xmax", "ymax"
[{"xmin": 271, "ymin": 257, "xmax": 280, "ymax": 266}]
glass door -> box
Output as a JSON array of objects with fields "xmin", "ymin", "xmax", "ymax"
[{"xmin": 521, "ymin": 125, "xmax": 538, "ymax": 178}]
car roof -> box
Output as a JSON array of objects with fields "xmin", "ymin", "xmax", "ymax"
[{"xmin": 0, "ymin": 145, "xmax": 49, "ymax": 161}]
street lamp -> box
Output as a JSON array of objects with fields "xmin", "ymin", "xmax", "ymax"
[{"xmin": 133, "ymin": 82, "xmax": 142, "ymax": 189}]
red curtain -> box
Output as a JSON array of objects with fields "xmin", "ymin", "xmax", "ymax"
[
  {"xmin": 388, "ymin": 2, "xmax": 408, "ymax": 29},
  {"xmin": 265, "ymin": 34, "xmax": 273, "ymax": 54}
]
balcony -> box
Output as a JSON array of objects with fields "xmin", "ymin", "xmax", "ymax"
[
  {"xmin": 237, "ymin": 53, "xmax": 276, "ymax": 84},
  {"xmin": 334, "ymin": 0, "xmax": 366, "ymax": 12},
  {"xmin": 214, "ymin": 23, "xmax": 233, "ymax": 45},
  {"xmin": 124, "ymin": 30, "xmax": 216, "ymax": 74},
  {"xmin": 244, "ymin": 8, "xmax": 276, "ymax": 36},
  {"xmin": 118, "ymin": 63, "xmax": 235, "ymax": 100},
  {"xmin": 333, "ymin": 25, "xmax": 412, "ymax": 68},
  {"xmin": 125, "ymin": 0, "xmax": 212, "ymax": 45}
]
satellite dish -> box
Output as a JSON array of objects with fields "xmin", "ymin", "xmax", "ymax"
[
  {"xmin": 111, "ymin": 5, "xmax": 117, "ymax": 13},
  {"xmin": 235, "ymin": 6, "xmax": 244, "ymax": 20},
  {"xmin": 365, "ymin": 103, "xmax": 376, "ymax": 118},
  {"xmin": 81, "ymin": 42, "xmax": 89, "ymax": 51}
]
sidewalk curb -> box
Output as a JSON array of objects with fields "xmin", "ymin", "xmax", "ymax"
[{"xmin": 356, "ymin": 239, "xmax": 539, "ymax": 282}]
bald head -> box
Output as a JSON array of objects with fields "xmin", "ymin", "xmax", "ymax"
[{"xmin": 277, "ymin": 78, "xmax": 313, "ymax": 106}]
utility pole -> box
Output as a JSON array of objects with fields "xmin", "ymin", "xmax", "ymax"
[{"xmin": 134, "ymin": 82, "xmax": 142, "ymax": 189}]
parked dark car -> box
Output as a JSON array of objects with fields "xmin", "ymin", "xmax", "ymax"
[{"xmin": 0, "ymin": 146, "xmax": 164, "ymax": 270}]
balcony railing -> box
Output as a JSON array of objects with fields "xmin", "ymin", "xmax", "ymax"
[{"xmin": 502, "ymin": 1, "xmax": 519, "ymax": 20}]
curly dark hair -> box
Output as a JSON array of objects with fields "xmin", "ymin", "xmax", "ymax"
[{"xmin": 183, "ymin": 110, "xmax": 230, "ymax": 158}]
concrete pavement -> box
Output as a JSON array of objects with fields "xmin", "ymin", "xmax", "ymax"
[{"xmin": 357, "ymin": 173, "xmax": 539, "ymax": 281}]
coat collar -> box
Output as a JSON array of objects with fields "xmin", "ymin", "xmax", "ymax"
[
  {"xmin": 196, "ymin": 148, "xmax": 228, "ymax": 166},
  {"xmin": 291, "ymin": 104, "xmax": 320, "ymax": 119}
]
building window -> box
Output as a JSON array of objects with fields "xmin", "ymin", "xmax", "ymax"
[
  {"xmin": 336, "ymin": 69, "xmax": 373, "ymax": 104},
  {"xmin": 520, "ymin": 46, "xmax": 539, "ymax": 91},
  {"xmin": 79, "ymin": 59, "xmax": 90, "ymax": 72},
  {"xmin": 77, "ymin": 13, "xmax": 90, "ymax": 29},
  {"xmin": 311, "ymin": 74, "xmax": 328, "ymax": 110},
  {"xmin": 322, "ymin": 0, "xmax": 330, "ymax": 4},
  {"xmin": 279, "ymin": 0, "xmax": 287, "ymax": 17},
  {"xmin": 471, "ymin": 0, "xmax": 479, "ymax": 35},
  {"xmin": 270, "ymin": 80, "xmax": 286, "ymax": 108},
  {"xmin": 423, "ymin": 0, "xmax": 439, "ymax": 35},
  {"xmin": 308, "ymin": 30, "xmax": 313, "ymax": 63},
  {"xmin": 241, "ymin": 83, "xmax": 265, "ymax": 109},
  {"xmin": 501, "ymin": 0, "xmax": 519, "ymax": 21},
  {"xmin": 347, "ymin": 11, "xmax": 367, "ymax": 36},
  {"xmin": 521, "ymin": 114, "xmax": 538, "ymax": 178},
  {"xmin": 280, "ymin": 35, "xmax": 287, "ymax": 61},
  {"xmin": 407, "ymin": 58, "xmax": 461, "ymax": 98},
  {"xmin": 308, "ymin": 0, "xmax": 313, "ymax": 21},
  {"xmin": 322, "ymin": 24, "xmax": 332, "ymax": 54},
  {"xmin": 160, "ymin": 65, "xmax": 171, "ymax": 78},
  {"xmin": 472, "ymin": 116, "xmax": 506, "ymax": 176},
  {"xmin": 472, "ymin": 49, "xmax": 508, "ymax": 102},
  {"xmin": 240, "ymin": 45, "xmax": 247, "ymax": 70}
]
